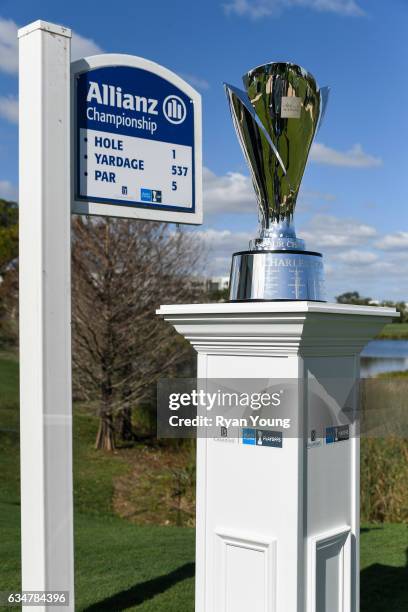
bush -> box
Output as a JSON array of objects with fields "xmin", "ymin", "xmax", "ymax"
[{"xmin": 361, "ymin": 437, "xmax": 408, "ymax": 523}]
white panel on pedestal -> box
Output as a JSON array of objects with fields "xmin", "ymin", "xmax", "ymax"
[
  {"xmin": 215, "ymin": 531, "xmax": 276, "ymax": 612},
  {"xmin": 308, "ymin": 527, "xmax": 351, "ymax": 612}
]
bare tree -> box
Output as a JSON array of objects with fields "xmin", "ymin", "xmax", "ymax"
[{"xmin": 71, "ymin": 216, "xmax": 204, "ymax": 450}]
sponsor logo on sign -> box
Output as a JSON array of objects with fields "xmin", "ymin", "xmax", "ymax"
[
  {"xmin": 86, "ymin": 81, "xmax": 160, "ymax": 115},
  {"xmin": 163, "ymin": 95, "xmax": 187, "ymax": 125},
  {"xmin": 141, "ymin": 188, "xmax": 152, "ymax": 202},
  {"xmin": 141, "ymin": 188, "xmax": 162, "ymax": 203},
  {"xmin": 151, "ymin": 190, "xmax": 162, "ymax": 203}
]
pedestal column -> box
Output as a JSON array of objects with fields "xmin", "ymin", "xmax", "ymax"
[{"xmin": 158, "ymin": 302, "xmax": 395, "ymax": 612}]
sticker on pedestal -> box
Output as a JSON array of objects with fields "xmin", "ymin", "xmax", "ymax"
[
  {"xmin": 213, "ymin": 426, "xmax": 237, "ymax": 443},
  {"xmin": 242, "ymin": 428, "xmax": 282, "ymax": 448},
  {"xmin": 307, "ymin": 428, "xmax": 322, "ymax": 449},
  {"xmin": 326, "ymin": 425, "xmax": 350, "ymax": 444}
]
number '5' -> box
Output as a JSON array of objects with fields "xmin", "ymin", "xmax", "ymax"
[{"xmin": 172, "ymin": 181, "xmax": 177, "ymax": 191}]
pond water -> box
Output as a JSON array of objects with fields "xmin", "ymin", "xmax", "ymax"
[{"xmin": 360, "ymin": 340, "xmax": 408, "ymax": 377}]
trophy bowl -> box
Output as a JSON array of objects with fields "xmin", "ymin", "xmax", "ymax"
[{"xmin": 225, "ymin": 62, "xmax": 329, "ymax": 301}]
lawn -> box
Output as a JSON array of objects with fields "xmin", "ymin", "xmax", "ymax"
[
  {"xmin": 360, "ymin": 524, "xmax": 408, "ymax": 612},
  {"xmin": 1, "ymin": 352, "xmax": 407, "ymax": 611},
  {"xmin": 378, "ymin": 322, "xmax": 408, "ymax": 339}
]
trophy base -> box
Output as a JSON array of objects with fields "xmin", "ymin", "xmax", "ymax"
[{"xmin": 229, "ymin": 250, "xmax": 325, "ymax": 302}]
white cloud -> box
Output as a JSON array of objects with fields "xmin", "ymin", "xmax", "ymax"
[
  {"xmin": 0, "ymin": 95, "xmax": 18, "ymax": 123},
  {"xmin": 0, "ymin": 17, "xmax": 102, "ymax": 75},
  {"xmin": 0, "ymin": 17, "xmax": 18, "ymax": 73},
  {"xmin": 300, "ymin": 214, "xmax": 377, "ymax": 249},
  {"xmin": 203, "ymin": 150, "xmax": 379, "ymax": 224},
  {"xmin": 375, "ymin": 232, "xmax": 408, "ymax": 251},
  {"xmin": 71, "ymin": 31, "xmax": 102, "ymax": 60},
  {"xmin": 224, "ymin": 0, "xmax": 364, "ymax": 19},
  {"xmin": 336, "ymin": 249, "xmax": 378, "ymax": 265},
  {"xmin": 195, "ymin": 228, "xmax": 253, "ymax": 255},
  {"xmin": 299, "ymin": 222, "xmax": 406, "ymax": 299},
  {"xmin": 194, "ymin": 214, "xmax": 380, "ymax": 275},
  {"xmin": 194, "ymin": 227, "xmax": 253, "ymax": 274},
  {"xmin": 203, "ymin": 167, "xmax": 336, "ymax": 216},
  {"xmin": 180, "ymin": 73, "xmax": 210, "ymax": 91},
  {"xmin": 0, "ymin": 179, "xmax": 17, "ymax": 200},
  {"xmin": 310, "ymin": 142, "xmax": 382, "ymax": 168},
  {"xmin": 301, "ymin": 189, "xmax": 336, "ymax": 202},
  {"xmin": 203, "ymin": 167, "xmax": 254, "ymax": 214}
]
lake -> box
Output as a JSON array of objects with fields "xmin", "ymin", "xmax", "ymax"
[{"xmin": 360, "ymin": 340, "xmax": 408, "ymax": 377}]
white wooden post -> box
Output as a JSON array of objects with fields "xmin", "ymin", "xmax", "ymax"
[{"xmin": 19, "ymin": 21, "xmax": 74, "ymax": 611}]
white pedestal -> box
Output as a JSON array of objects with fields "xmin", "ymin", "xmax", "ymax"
[{"xmin": 158, "ymin": 302, "xmax": 396, "ymax": 612}]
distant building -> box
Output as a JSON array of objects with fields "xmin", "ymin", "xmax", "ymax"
[
  {"xmin": 186, "ymin": 276, "xmax": 230, "ymax": 294},
  {"xmin": 207, "ymin": 276, "xmax": 230, "ymax": 292}
]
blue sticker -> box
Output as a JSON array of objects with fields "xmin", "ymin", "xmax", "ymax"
[
  {"xmin": 141, "ymin": 188, "xmax": 152, "ymax": 202},
  {"xmin": 326, "ymin": 425, "xmax": 349, "ymax": 444},
  {"xmin": 242, "ymin": 428, "xmax": 256, "ymax": 445}
]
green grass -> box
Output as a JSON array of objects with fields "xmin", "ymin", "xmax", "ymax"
[
  {"xmin": 0, "ymin": 350, "xmax": 18, "ymax": 402},
  {"xmin": 0, "ymin": 500, "xmax": 195, "ymax": 611},
  {"xmin": 73, "ymin": 406, "xmax": 129, "ymax": 517},
  {"xmin": 378, "ymin": 323, "xmax": 408, "ymax": 339},
  {"xmin": 377, "ymin": 370, "xmax": 408, "ymax": 378},
  {"xmin": 1, "ymin": 352, "xmax": 407, "ymax": 611},
  {"xmin": 361, "ymin": 524, "xmax": 408, "ymax": 612},
  {"xmin": 74, "ymin": 514, "xmax": 195, "ymax": 611},
  {"xmin": 0, "ymin": 351, "xmax": 20, "ymax": 510}
]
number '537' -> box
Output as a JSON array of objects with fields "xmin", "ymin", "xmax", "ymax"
[{"xmin": 171, "ymin": 165, "xmax": 188, "ymax": 176}]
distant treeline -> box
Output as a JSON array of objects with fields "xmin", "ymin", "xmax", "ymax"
[{"xmin": 336, "ymin": 291, "xmax": 407, "ymax": 323}]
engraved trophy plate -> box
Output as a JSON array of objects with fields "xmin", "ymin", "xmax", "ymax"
[{"xmin": 224, "ymin": 62, "xmax": 329, "ymax": 301}]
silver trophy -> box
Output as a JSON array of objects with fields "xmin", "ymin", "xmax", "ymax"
[{"xmin": 225, "ymin": 62, "xmax": 329, "ymax": 301}]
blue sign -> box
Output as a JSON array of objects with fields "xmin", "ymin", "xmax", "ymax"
[{"xmin": 73, "ymin": 60, "xmax": 200, "ymax": 220}]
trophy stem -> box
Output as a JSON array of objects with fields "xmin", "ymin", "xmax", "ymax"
[{"xmin": 251, "ymin": 219, "xmax": 305, "ymax": 251}]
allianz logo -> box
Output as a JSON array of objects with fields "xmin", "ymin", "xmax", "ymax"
[{"xmin": 87, "ymin": 81, "xmax": 159, "ymax": 116}]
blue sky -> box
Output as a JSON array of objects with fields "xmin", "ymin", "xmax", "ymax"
[{"xmin": 0, "ymin": 0, "xmax": 407, "ymax": 300}]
